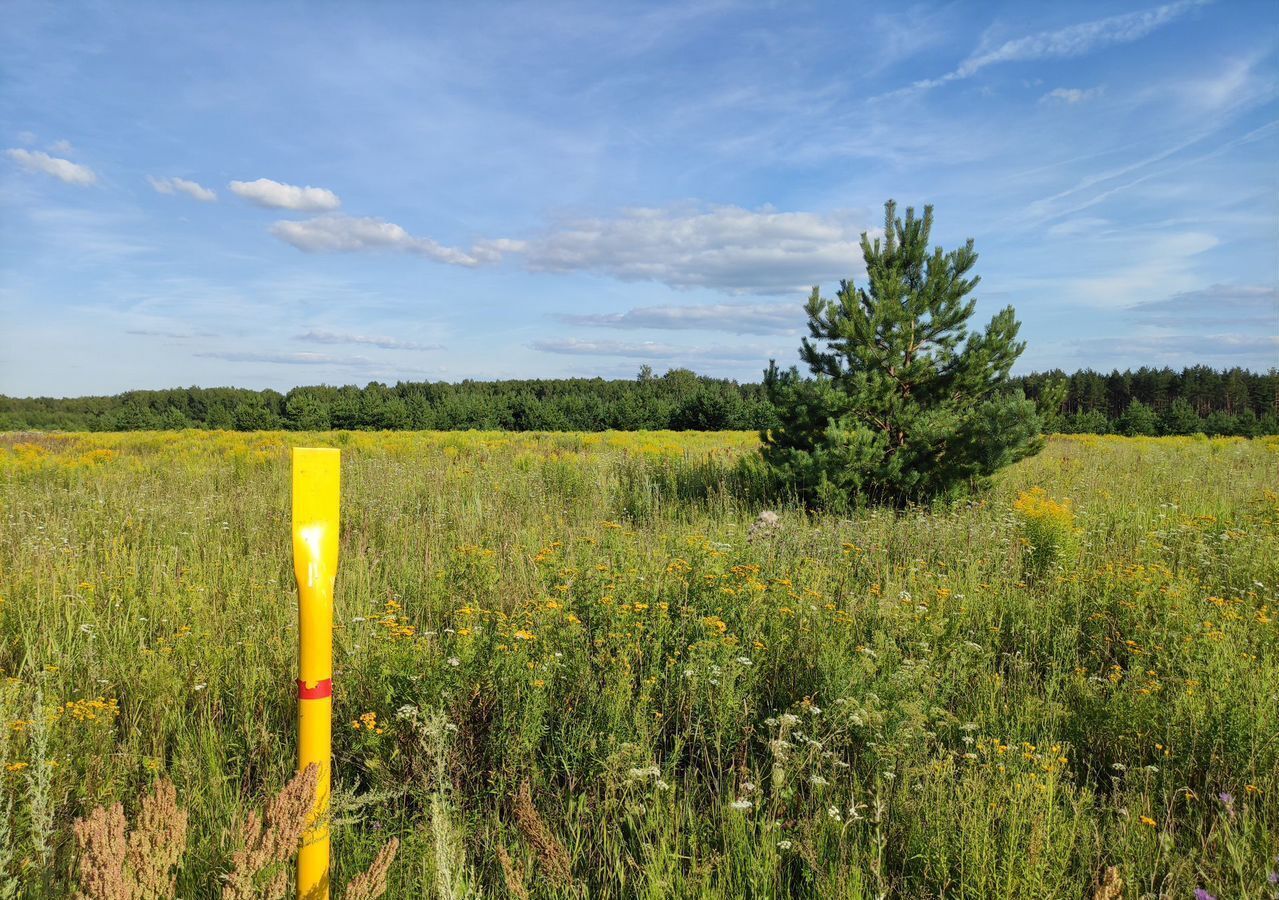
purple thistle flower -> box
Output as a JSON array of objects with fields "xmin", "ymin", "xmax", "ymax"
[
  {"xmin": 1194, "ymin": 890, "xmax": 1217, "ymax": 900},
  {"xmin": 1268, "ymin": 870, "xmax": 1278, "ymax": 885}
]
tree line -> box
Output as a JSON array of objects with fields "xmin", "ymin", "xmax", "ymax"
[{"xmin": 1, "ymin": 365, "xmax": 1275, "ymax": 436}]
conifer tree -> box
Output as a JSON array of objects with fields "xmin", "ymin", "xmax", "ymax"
[{"xmin": 761, "ymin": 200, "xmax": 1043, "ymax": 507}]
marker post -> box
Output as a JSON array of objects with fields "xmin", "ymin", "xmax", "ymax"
[{"xmin": 292, "ymin": 448, "xmax": 340, "ymax": 900}]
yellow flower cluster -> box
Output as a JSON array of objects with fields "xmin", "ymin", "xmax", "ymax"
[
  {"xmin": 58, "ymin": 697, "xmax": 120, "ymax": 722},
  {"xmin": 1012, "ymin": 487, "xmax": 1074, "ymax": 529}
]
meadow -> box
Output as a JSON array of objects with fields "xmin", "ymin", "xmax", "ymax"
[{"xmin": 0, "ymin": 429, "xmax": 1276, "ymax": 898}]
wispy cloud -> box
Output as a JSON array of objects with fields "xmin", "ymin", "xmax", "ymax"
[
  {"xmin": 48, "ymin": 138, "xmax": 73, "ymax": 154},
  {"xmin": 508, "ymin": 205, "xmax": 867, "ymax": 295},
  {"xmin": 560, "ymin": 301, "xmax": 802, "ymax": 335},
  {"xmin": 297, "ymin": 329, "xmax": 442, "ymax": 350},
  {"xmin": 5, "ymin": 148, "xmax": 96, "ymax": 185},
  {"xmin": 271, "ymin": 215, "xmax": 494, "ymax": 266},
  {"xmin": 148, "ymin": 175, "xmax": 217, "ymax": 202},
  {"xmin": 530, "ymin": 337, "xmax": 771, "ymax": 362},
  {"xmin": 1040, "ymin": 86, "xmax": 1104, "ymax": 105},
  {"xmin": 1128, "ymin": 283, "xmax": 1278, "ymax": 327},
  {"xmin": 1072, "ymin": 332, "xmax": 1279, "ymax": 362},
  {"xmin": 229, "ymin": 177, "xmax": 340, "ymax": 211},
  {"xmin": 1061, "ymin": 231, "xmax": 1219, "ymax": 308},
  {"xmin": 195, "ymin": 349, "xmax": 371, "ymax": 366},
  {"xmin": 127, "ymin": 327, "xmax": 216, "ymax": 339},
  {"xmin": 911, "ymin": 0, "xmax": 1209, "ymax": 91}
]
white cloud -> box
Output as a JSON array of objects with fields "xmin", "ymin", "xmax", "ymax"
[
  {"xmin": 1073, "ymin": 332, "xmax": 1279, "ymax": 362},
  {"xmin": 297, "ymin": 329, "xmax": 442, "ymax": 350},
  {"xmin": 16, "ymin": 131, "xmax": 36, "ymax": 145},
  {"xmin": 148, "ymin": 175, "xmax": 217, "ymax": 202},
  {"xmin": 1040, "ymin": 87, "xmax": 1103, "ymax": 105},
  {"xmin": 228, "ymin": 177, "xmax": 340, "ymax": 211},
  {"xmin": 509, "ymin": 204, "xmax": 868, "ymax": 294},
  {"xmin": 271, "ymin": 215, "xmax": 494, "ymax": 266},
  {"xmin": 49, "ymin": 139, "xmax": 73, "ymax": 154},
  {"xmin": 1063, "ymin": 231, "xmax": 1220, "ymax": 308},
  {"xmin": 195, "ymin": 350, "xmax": 371, "ymax": 366},
  {"xmin": 913, "ymin": 0, "xmax": 1208, "ymax": 90},
  {"xmin": 5, "ymin": 148, "xmax": 96, "ymax": 185},
  {"xmin": 1129, "ymin": 283, "xmax": 1278, "ymax": 327},
  {"xmin": 560, "ymin": 301, "xmax": 802, "ymax": 334},
  {"xmin": 530, "ymin": 337, "xmax": 770, "ymax": 362}
]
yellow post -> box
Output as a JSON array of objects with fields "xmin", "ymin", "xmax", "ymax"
[{"xmin": 292, "ymin": 448, "xmax": 340, "ymax": 900}]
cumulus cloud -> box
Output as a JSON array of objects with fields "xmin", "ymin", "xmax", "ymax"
[
  {"xmin": 560, "ymin": 301, "xmax": 802, "ymax": 334},
  {"xmin": 5, "ymin": 148, "xmax": 96, "ymax": 185},
  {"xmin": 229, "ymin": 177, "xmax": 340, "ymax": 211},
  {"xmin": 1040, "ymin": 87, "xmax": 1104, "ymax": 104},
  {"xmin": 270, "ymin": 215, "xmax": 494, "ymax": 266},
  {"xmin": 510, "ymin": 205, "xmax": 867, "ymax": 294},
  {"xmin": 912, "ymin": 0, "xmax": 1207, "ymax": 90},
  {"xmin": 531, "ymin": 337, "xmax": 770, "ymax": 361},
  {"xmin": 297, "ymin": 329, "xmax": 442, "ymax": 350},
  {"xmin": 148, "ymin": 175, "xmax": 217, "ymax": 202}
]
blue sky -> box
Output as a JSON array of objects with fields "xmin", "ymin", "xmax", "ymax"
[{"xmin": 2, "ymin": 0, "xmax": 1276, "ymax": 397}]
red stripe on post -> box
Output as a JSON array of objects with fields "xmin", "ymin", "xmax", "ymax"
[{"xmin": 297, "ymin": 678, "xmax": 332, "ymax": 699}]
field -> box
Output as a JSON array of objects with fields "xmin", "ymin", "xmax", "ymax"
[{"xmin": 1, "ymin": 430, "xmax": 1276, "ymax": 898}]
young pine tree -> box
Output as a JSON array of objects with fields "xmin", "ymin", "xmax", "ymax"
[{"xmin": 761, "ymin": 200, "xmax": 1043, "ymax": 508}]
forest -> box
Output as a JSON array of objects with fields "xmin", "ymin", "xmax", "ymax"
[{"xmin": 2, "ymin": 365, "xmax": 1275, "ymax": 436}]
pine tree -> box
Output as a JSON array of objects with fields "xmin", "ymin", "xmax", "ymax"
[{"xmin": 761, "ymin": 200, "xmax": 1043, "ymax": 508}]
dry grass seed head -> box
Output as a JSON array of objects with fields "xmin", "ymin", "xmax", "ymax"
[
  {"xmin": 74, "ymin": 802, "xmax": 129, "ymax": 900},
  {"xmin": 126, "ymin": 779, "xmax": 188, "ymax": 899},
  {"xmin": 222, "ymin": 764, "xmax": 319, "ymax": 900},
  {"xmin": 74, "ymin": 779, "xmax": 187, "ymax": 900},
  {"xmin": 1091, "ymin": 865, "xmax": 1123, "ymax": 900},
  {"xmin": 495, "ymin": 844, "xmax": 529, "ymax": 900},
  {"xmin": 342, "ymin": 838, "xmax": 399, "ymax": 900},
  {"xmin": 512, "ymin": 779, "xmax": 571, "ymax": 887}
]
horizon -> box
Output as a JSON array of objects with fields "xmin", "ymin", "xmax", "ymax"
[
  {"xmin": 3, "ymin": 362, "xmax": 1278, "ymax": 404},
  {"xmin": 3, "ymin": 0, "xmax": 1277, "ymax": 397}
]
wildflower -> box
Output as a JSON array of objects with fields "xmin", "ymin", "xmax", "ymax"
[
  {"xmin": 810, "ymin": 775, "xmax": 829, "ymax": 786},
  {"xmin": 827, "ymin": 806, "xmax": 842, "ymax": 822},
  {"xmin": 735, "ymin": 656, "xmax": 752, "ymax": 666},
  {"xmin": 1139, "ymin": 816, "xmax": 1157, "ymax": 828},
  {"xmin": 5, "ymin": 762, "xmax": 27, "ymax": 772},
  {"xmin": 1194, "ymin": 891, "xmax": 1217, "ymax": 900},
  {"xmin": 778, "ymin": 713, "xmax": 799, "ymax": 727},
  {"xmin": 1245, "ymin": 784, "xmax": 1261, "ymax": 795},
  {"xmin": 729, "ymin": 799, "xmax": 752, "ymax": 811},
  {"xmin": 777, "ymin": 840, "xmax": 792, "ymax": 851},
  {"xmin": 447, "ymin": 657, "xmax": 461, "ymax": 667},
  {"xmin": 513, "ymin": 630, "xmax": 535, "ymax": 641}
]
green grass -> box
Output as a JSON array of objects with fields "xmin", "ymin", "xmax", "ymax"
[{"xmin": 1, "ymin": 430, "xmax": 1276, "ymax": 898}]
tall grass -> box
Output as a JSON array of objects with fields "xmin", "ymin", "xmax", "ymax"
[{"xmin": 0, "ymin": 430, "xmax": 1275, "ymax": 897}]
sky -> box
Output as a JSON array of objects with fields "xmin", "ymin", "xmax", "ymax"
[{"xmin": 1, "ymin": 0, "xmax": 1276, "ymax": 398}]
